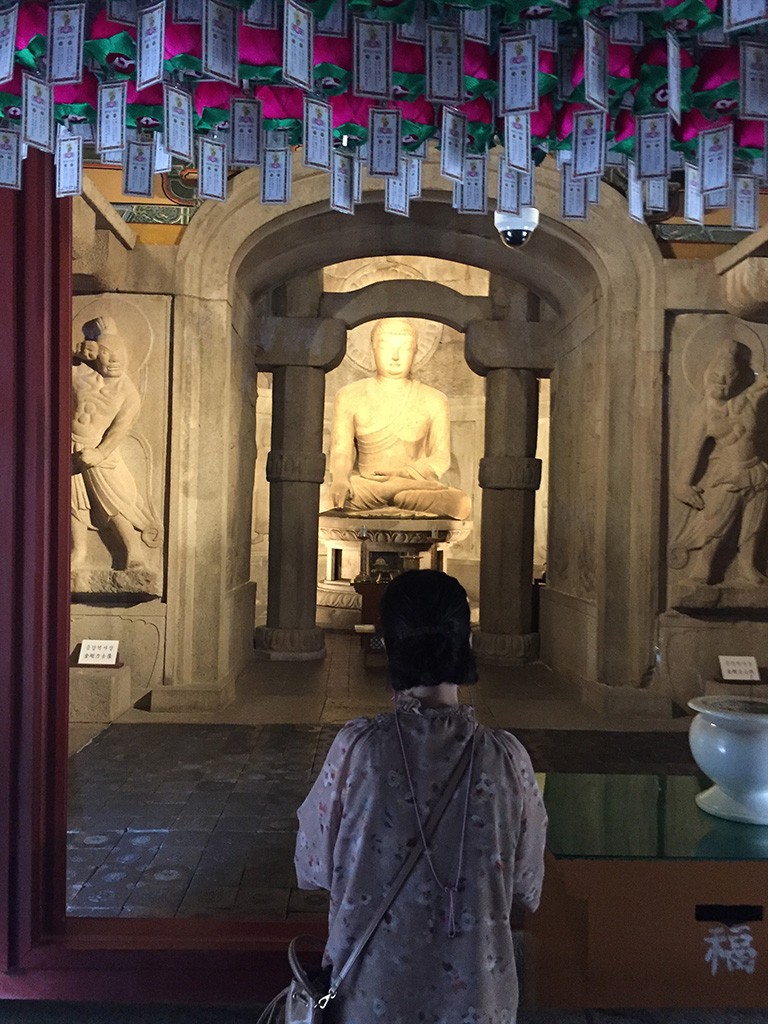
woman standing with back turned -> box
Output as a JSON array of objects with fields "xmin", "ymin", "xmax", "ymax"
[{"xmin": 295, "ymin": 570, "xmax": 547, "ymax": 1024}]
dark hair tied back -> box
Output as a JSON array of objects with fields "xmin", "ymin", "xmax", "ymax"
[{"xmin": 379, "ymin": 570, "xmax": 478, "ymax": 691}]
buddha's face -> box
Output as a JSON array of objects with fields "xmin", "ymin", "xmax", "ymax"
[{"xmin": 372, "ymin": 322, "xmax": 417, "ymax": 380}]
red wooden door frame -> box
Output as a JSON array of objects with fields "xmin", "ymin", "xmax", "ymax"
[{"xmin": 0, "ymin": 151, "xmax": 321, "ymax": 1004}]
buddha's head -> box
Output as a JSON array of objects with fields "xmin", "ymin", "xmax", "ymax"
[{"xmin": 371, "ymin": 318, "xmax": 417, "ymax": 380}]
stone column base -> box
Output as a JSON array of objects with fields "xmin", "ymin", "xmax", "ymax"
[
  {"xmin": 69, "ymin": 664, "xmax": 132, "ymax": 723},
  {"xmin": 473, "ymin": 630, "xmax": 540, "ymax": 665},
  {"xmin": 254, "ymin": 626, "xmax": 326, "ymax": 661}
]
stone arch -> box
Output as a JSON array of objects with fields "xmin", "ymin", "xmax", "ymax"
[{"xmin": 165, "ymin": 158, "xmax": 665, "ymax": 698}]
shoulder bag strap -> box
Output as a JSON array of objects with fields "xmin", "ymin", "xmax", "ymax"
[{"xmin": 322, "ymin": 731, "xmax": 476, "ymax": 1004}]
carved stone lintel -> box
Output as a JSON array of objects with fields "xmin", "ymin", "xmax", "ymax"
[
  {"xmin": 253, "ymin": 625, "xmax": 326, "ymax": 661},
  {"xmin": 473, "ymin": 630, "xmax": 540, "ymax": 665},
  {"xmin": 266, "ymin": 450, "xmax": 326, "ymax": 484},
  {"xmin": 479, "ymin": 456, "xmax": 542, "ymax": 491}
]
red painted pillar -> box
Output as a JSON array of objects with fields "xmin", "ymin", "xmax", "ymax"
[{"xmin": 0, "ymin": 150, "xmax": 72, "ymax": 966}]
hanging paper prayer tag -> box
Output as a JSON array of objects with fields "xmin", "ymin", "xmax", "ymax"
[
  {"xmin": 583, "ymin": 20, "xmax": 608, "ymax": 112},
  {"xmin": 740, "ymin": 41, "xmax": 768, "ymax": 121},
  {"xmin": 368, "ymin": 106, "xmax": 401, "ymax": 177},
  {"xmin": 261, "ymin": 147, "xmax": 292, "ymax": 204},
  {"xmin": 55, "ymin": 128, "xmax": 82, "ymax": 196},
  {"xmin": 136, "ymin": 1, "xmax": 166, "ymax": 89},
  {"xmin": 627, "ymin": 158, "xmax": 644, "ymax": 223},
  {"xmin": 0, "ymin": 127, "xmax": 22, "ymax": 189},
  {"xmin": 426, "ymin": 23, "xmax": 463, "ymax": 106},
  {"xmin": 97, "ymin": 80, "xmax": 127, "ymax": 154},
  {"xmin": 48, "ymin": 3, "xmax": 85, "ymax": 85},
  {"xmin": 384, "ymin": 163, "xmax": 409, "ymax": 216},
  {"xmin": 561, "ymin": 161, "xmax": 587, "ymax": 220},
  {"xmin": 163, "ymin": 83, "xmax": 194, "ymax": 163},
  {"xmin": 198, "ymin": 135, "xmax": 228, "ymax": 201},
  {"xmin": 317, "ymin": 0, "xmax": 347, "ymax": 38},
  {"xmin": 504, "ymin": 111, "xmax": 532, "ymax": 173},
  {"xmin": 407, "ymin": 155, "xmax": 421, "ymax": 198},
  {"xmin": 283, "ymin": 0, "xmax": 314, "ymax": 91},
  {"xmin": 353, "ymin": 18, "xmax": 392, "ymax": 100},
  {"xmin": 457, "ymin": 153, "xmax": 487, "ymax": 214},
  {"xmin": 572, "ymin": 107, "xmax": 606, "ymax": 178},
  {"xmin": 122, "ymin": 138, "xmax": 155, "ymax": 197},
  {"xmin": 231, "ymin": 96, "xmax": 262, "ymax": 167},
  {"xmin": 699, "ymin": 122, "xmax": 733, "ymax": 193},
  {"xmin": 440, "ymin": 107, "xmax": 467, "ymax": 182},
  {"xmin": 497, "ymin": 159, "xmax": 521, "ymax": 214},
  {"xmin": 204, "ymin": 0, "xmax": 239, "ymax": 85},
  {"xmin": 107, "ymin": 0, "xmax": 138, "ymax": 24},
  {"xmin": 0, "ymin": 4, "xmax": 18, "ymax": 87},
  {"xmin": 499, "ymin": 33, "xmax": 538, "ymax": 114},
  {"xmin": 22, "ymin": 73, "xmax": 54, "ymax": 153},
  {"xmin": 243, "ymin": 0, "xmax": 279, "ymax": 30},
  {"xmin": 303, "ymin": 95, "xmax": 332, "ymax": 170},
  {"xmin": 636, "ymin": 112, "xmax": 670, "ymax": 179},
  {"xmin": 330, "ymin": 149, "xmax": 354, "ymax": 213},
  {"xmin": 173, "ymin": 0, "xmax": 203, "ymax": 24},
  {"xmin": 732, "ymin": 174, "xmax": 759, "ymax": 231}
]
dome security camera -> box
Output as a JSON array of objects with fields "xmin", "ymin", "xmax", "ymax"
[{"xmin": 494, "ymin": 207, "xmax": 540, "ymax": 249}]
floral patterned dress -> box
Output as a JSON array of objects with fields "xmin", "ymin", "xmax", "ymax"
[{"xmin": 295, "ymin": 695, "xmax": 548, "ymax": 1024}]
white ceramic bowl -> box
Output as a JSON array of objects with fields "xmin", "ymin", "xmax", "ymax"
[{"xmin": 688, "ymin": 696, "xmax": 768, "ymax": 826}]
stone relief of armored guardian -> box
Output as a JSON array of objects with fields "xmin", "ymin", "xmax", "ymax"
[
  {"xmin": 669, "ymin": 340, "xmax": 768, "ymax": 591},
  {"xmin": 71, "ymin": 315, "xmax": 162, "ymax": 598}
]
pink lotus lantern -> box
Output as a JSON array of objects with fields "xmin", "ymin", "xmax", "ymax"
[
  {"xmin": 571, "ymin": 43, "xmax": 637, "ymax": 112},
  {"xmin": 85, "ymin": 10, "xmax": 137, "ymax": 78},
  {"xmin": 13, "ymin": 1, "xmax": 48, "ymax": 73},
  {"xmin": 0, "ymin": 66, "xmax": 23, "ymax": 123},
  {"xmin": 126, "ymin": 81, "xmax": 164, "ymax": 131},
  {"xmin": 239, "ymin": 24, "xmax": 283, "ymax": 86},
  {"xmin": 314, "ymin": 33, "xmax": 353, "ymax": 95},
  {"xmin": 194, "ymin": 81, "xmax": 239, "ymax": 133},
  {"xmin": 259, "ymin": 85, "xmax": 304, "ymax": 145},
  {"xmin": 55, "ymin": 71, "xmax": 99, "ymax": 125},
  {"xmin": 633, "ymin": 41, "xmax": 697, "ymax": 115},
  {"xmin": 693, "ymin": 47, "xmax": 740, "ymax": 120}
]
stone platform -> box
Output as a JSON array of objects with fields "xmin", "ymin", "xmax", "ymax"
[{"xmin": 316, "ymin": 513, "xmax": 472, "ymax": 629}]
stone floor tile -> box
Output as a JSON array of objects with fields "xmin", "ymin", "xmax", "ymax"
[
  {"xmin": 67, "ymin": 884, "xmax": 129, "ymax": 914},
  {"xmin": 233, "ymin": 887, "xmax": 290, "ymax": 918},
  {"xmin": 287, "ymin": 888, "xmax": 330, "ymax": 916},
  {"xmin": 177, "ymin": 885, "xmax": 239, "ymax": 915}
]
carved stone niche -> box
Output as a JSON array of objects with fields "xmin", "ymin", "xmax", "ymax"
[{"xmin": 316, "ymin": 513, "xmax": 473, "ymax": 629}]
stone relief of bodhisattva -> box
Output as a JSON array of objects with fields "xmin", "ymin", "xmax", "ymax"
[{"xmin": 71, "ymin": 315, "xmax": 162, "ymax": 598}]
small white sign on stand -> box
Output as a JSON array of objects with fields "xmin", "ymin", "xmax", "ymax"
[
  {"xmin": 718, "ymin": 655, "xmax": 760, "ymax": 682},
  {"xmin": 78, "ymin": 639, "xmax": 120, "ymax": 666}
]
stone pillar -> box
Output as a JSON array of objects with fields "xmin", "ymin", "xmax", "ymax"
[
  {"xmin": 474, "ymin": 368, "xmax": 541, "ymax": 665},
  {"xmin": 254, "ymin": 364, "xmax": 328, "ymax": 660}
]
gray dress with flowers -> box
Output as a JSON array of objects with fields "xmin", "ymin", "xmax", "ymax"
[{"xmin": 295, "ymin": 695, "xmax": 548, "ymax": 1024}]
